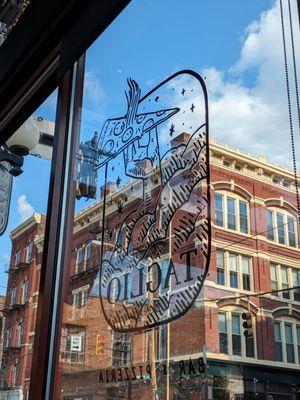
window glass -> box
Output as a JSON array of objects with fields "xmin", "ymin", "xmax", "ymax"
[
  {"xmin": 229, "ymin": 253, "xmax": 238, "ymax": 288},
  {"xmin": 285, "ymin": 324, "xmax": 294, "ymax": 363},
  {"xmin": 232, "ymin": 314, "xmax": 241, "ymax": 356},
  {"xmin": 50, "ymin": 1, "xmax": 300, "ymax": 398},
  {"xmin": 281, "ymin": 267, "xmax": 290, "ymax": 299},
  {"xmin": 85, "ymin": 244, "xmax": 91, "ymax": 265},
  {"xmin": 292, "ymin": 270, "xmax": 300, "ymax": 301},
  {"xmin": 215, "ymin": 194, "xmax": 224, "ymax": 226},
  {"xmin": 287, "ymin": 216, "xmax": 296, "ymax": 247},
  {"xmin": 242, "ymin": 256, "xmax": 251, "ymax": 291},
  {"xmin": 267, "ymin": 210, "xmax": 274, "ymax": 241},
  {"xmin": 227, "ymin": 197, "xmax": 236, "ymax": 230},
  {"xmin": 219, "ymin": 313, "xmax": 228, "ymax": 354},
  {"xmin": 0, "ymin": 89, "xmax": 57, "ymax": 396},
  {"xmin": 216, "ymin": 250, "xmax": 225, "ymax": 285},
  {"xmin": 276, "ymin": 213, "xmax": 285, "ymax": 244},
  {"xmin": 274, "ymin": 322, "xmax": 283, "ymax": 362},
  {"xmin": 270, "ymin": 264, "xmax": 278, "ymax": 291},
  {"xmin": 239, "ymin": 201, "xmax": 248, "ymax": 234}
]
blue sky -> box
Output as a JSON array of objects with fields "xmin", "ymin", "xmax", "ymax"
[{"xmin": 2, "ymin": 0, "xmax": 299, "ymax": 295}]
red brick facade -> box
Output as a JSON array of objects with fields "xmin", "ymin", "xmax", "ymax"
[{"xmin": 1, "ymin": 136, "xmax": 300, "ymax": 399}]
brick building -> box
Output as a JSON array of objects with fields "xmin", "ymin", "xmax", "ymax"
[
  {"xmin": 0, "ymin": 214, "xmax": 46, "ymax": 399},
  {"xmin": 1, "ymin": 134, "xmax": 300, "ymax": 399}
]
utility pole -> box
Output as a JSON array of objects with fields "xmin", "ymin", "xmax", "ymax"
[
  {"xmin": 147, "ymin": 257, "xmax": 157, "ymax": 400},
  {"xmin": 166, "ymin": 216, "xmax": 172, "ymax": 400}
]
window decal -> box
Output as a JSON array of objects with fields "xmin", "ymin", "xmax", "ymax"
[{"xmin": 84, "ymin": 70, "xmax": 211, "ymax": 332}]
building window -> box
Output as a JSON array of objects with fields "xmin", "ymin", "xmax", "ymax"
[
  {"xmin": 270, "ymin": 264, "xmax": 278, "ymax": 294},
  {"xmin": 25, "ymin": 241, "xmax": 33, "ymax": 263},
  {"xmin": 111, "ymin": 331, "xmax": 130, "ymax": 367},
  {"xmin": 219, "ymin": 311, "xmax": 255, "ymax": 358},
  {"xmin": 215, "ymin": 194, "xmax": 224, "ymax": 227},
  {"xmin": 10, "ymin": 286, "xmax": 17, "ymax": 306},
  {"xmin": 5, "ymin": 328, "xmax": 11, "ymax": 348},
  {"xmin": 227, "ymin": 197, "xmax": 236, "ymax": 230},
  {"xmin": 60, "ymin": 327, "xmax": 85, "ymax": 363},
  {"xmin": 229, "ymin": 254, "xmax": 238, "ymax": 288},
  {"xmin": 214, "ymin": 193, "xmax": 249, "ymax": 234},
  {"xmin": 14, "ymin": 249, "xmax": 21, "ymax": 266},
  {"xmin": 281, "ymin": 267, "xmax": 290, "ymax": 299},
  {"xmin": 285, "ymin": 324, "xmax": 295, "ymax": 363},
  {"xmin": 292, "ymin": 270, "xmax": 300, "ymax": 302},
  {"xmin": 73, "ymin": 287, "xmax": 89, "ymax": 309},
  {"xmin": 242, "ymin": 257, "xmax": 251, "ymax": 291},
  {"xmin": 21, "ymin": 281, "xmax": 29, "ymax": 304},
  {"xmin": 274, "ymin": 320, "xmax": 300, "ymax": 364},
  {"xmin": 239, "ymin": 201, "xmax": 248, "ymax": 234},
  {"xmin": 287, "ymin": 216, "xmax": 296, "ymax": 247},
  {"xmin": 12, "ymin": 363, "xmax": 19, "ymax": 387},
  {"xmin": 266, "ymin": 209, "xmax": 297, "ymax": 247},
  {"xmin": 267, "ymin": 210, "xmax": 275, "ymax": 241},
  {"xmin": 218, "ymin": 313, "xmax": 228, "ymax": 354},
  {"xmin": 216, "ymin": 250, "xmax": 225, "ymax": 285},
  {"xmin": 216, "ymin": 250, "xmax": 252, "ymax": 291},
  {"xmin": 245, "ymin": 335, "xmax": 255, "ymax": 358},
  {"xmin": 85, "ymin": 244, "xmax": 91, "ymax": 267},
  {"xmin": 231, "ymin": 314, "xmax": 241, "ymax": 356},
  {"xmin": 76, "ymin": 247, "xmax": 83, "ymax": 273},
  {"xmin": 271, "ymin": 264, "xmax": 300, "ymax": 301},
  {"xmin": 16, "ymin": 323, "xmax": 23, "ymax": 347},
  {"xmin": 277, "ymin": 213, "xmax": 285, "ymax": 245}
]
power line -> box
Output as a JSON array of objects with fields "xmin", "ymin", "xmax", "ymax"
[
  {"xmin": 279, "ymin": 0, "xmax": 300, "ymax": 224},
  {"xmin": 201, "ymin": 284, "xmax": 300, "ymax": 303}
]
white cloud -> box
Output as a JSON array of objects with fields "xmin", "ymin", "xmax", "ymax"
[
  {"xmin": 206, "ymin": 0, "xmax": 300, "ymax": 169},
  {"xmin": 2, "ymin": 253, "xmax": 9, "ymax": 262},
  {"xmin": 17, "ymin": 194, "xmax": 35, "ymax": 222},
  {"xmin": 84, "ymin": 71, "xmax": 106, "ymax": 111},
  {"xmin": 169, "ymin": 0, "xmax": 300, "ymax": 169}
]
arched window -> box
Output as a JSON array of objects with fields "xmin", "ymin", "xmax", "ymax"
[
  {"xmin": 214, "ymin": 192, "xmax": 250, "ymax": 234},
  {"xmin": 218, "ymin": 308, "xmax": 256, "ymax": 359},
  {"xmin": 266, "ymin": 208, "xmax": 297, "ymax": 247},
  {"xmin": 273, "ymin": 317, "xmax": 300, "ymax": 364}
]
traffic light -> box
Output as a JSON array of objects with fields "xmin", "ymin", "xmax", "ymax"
[
  {"xmin": 242, "ymin": 312, "xmax": 254, "ymax": 338},
  {"xmin": 96, "ymin": 334, "xmax": 105, "ymax": 355}
]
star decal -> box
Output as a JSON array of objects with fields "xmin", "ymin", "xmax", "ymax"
[
  {"xmin": 155, "ymin": 96, "xmax": 159, "ymax": 102},
  {"xmin": 117, "ymin": 200, "xmax": 124, "ymax": 215},
  {"xmin": 190, "ymin": 103, "xmax": 195, "ymax": 112},
  {"xmin": 116, "ymin": 176, "xmax": 121, "ymax": 188},
  {"xmin": 169, "ymin": 123, "xmax": 175, "ymax": 137},
  {"xmin": 181, "ymin": 88, "xmax": 186, "ymax": 95}
]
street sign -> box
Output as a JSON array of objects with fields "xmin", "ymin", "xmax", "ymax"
[
  {"xmin": 70, "ymin": 335, "xmax": 82, "ymax": 352},
  {"xmin": 0, "ymin": 161, "xmax": 12, "ymax": 236}
]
